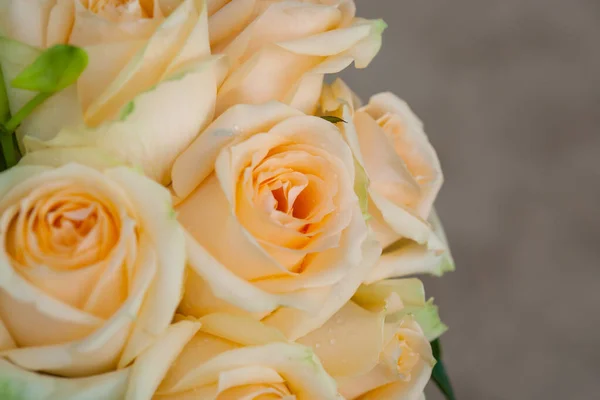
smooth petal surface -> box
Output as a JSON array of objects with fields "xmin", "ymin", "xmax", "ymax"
[
  {"xmin": 172, "ymin": 102, "xmax": 302, "ymax": 199},
  {"xmin": 126, "ymin": 320, "xmax": 202, "ymax": 400},
  {"xmin": 0, "ymin": 358, "xmax": 129, "ymax": 400},
  {"xmin": 262, "ymin": 227, "xmax": 381, "ymax": 340},
  {"xmin": 297, "ymin": 301, "xmax": 385, "ymax": 378},
  {"xmin": 109, "ymin": 168, "xmax": 186, "ymax": 367}
]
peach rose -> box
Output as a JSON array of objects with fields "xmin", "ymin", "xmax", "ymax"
[
  {"xmin": 0, "ymin": 155, "xmax": 185, "ymax": 393},
  {"xmin": 0, "ymin": 0, "xmax": 218, "ymax": 184},
  {"xmin": 171, "ymin": 102, "xmax": 380, "ymax": 340},
  {"xmin": 298, "ymin": 279, "xmax": 442, "ymax": 400},
  {"xmin": 125, "ymin": 314, "xmax": 341, "ymax": 399},
  {"xmin": 319, "ymin": 79, "xmax": 454, "ymax": 280},
  {"xmin": 208, "ymin": 0, "xmax": 385, "ymax": 115}
]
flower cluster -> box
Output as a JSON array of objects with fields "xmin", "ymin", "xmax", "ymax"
[{"xmin": 0, "ymin": 1, "xmax": 454, "ymax": 399}]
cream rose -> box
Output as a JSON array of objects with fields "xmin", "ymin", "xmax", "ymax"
[
  {"xmin": 0, "ymin": 0, "xmax": 218, "ymax": 184},
  {"xmin": 208, "ymin": 0, "xmax": 385, "ymax": 116},
  {"xmin": 298, "ymin": 279, "xmax": 441, "ymax": 400},
  {"xmin": 171, "ymin": 102, "xmax": 380, "ymax": 340},
  {"xmin": 0, "ymin": 155, "xmax": 185, "ymax": 393},
  {"xmin": 319, "ymin": 79, "xmax": 454, "ymax": 280},
  {"xmin": 125, "ymin": 314, "xmax": 341, "ymax": 399}
]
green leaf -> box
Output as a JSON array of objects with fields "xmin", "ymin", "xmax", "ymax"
[
  {"xmin": 320, "ymin": 115, "xmax": 346, "ymax": 124},
  {"xmin": 11, "ymin": 45, "xmax": 88, "ymax": 93},
  {"xmin": 431, "ymin": 339, "xmax": 457, "ymax": 400}
]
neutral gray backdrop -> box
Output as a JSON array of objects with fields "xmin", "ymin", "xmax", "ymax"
[{"xmin": 341, "ymin": 1, "xmax": 600, "ymax": 399}]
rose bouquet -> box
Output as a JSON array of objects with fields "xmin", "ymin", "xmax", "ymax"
[{"xmin": 0, "ymin": 1, "xmax": 455, "ymax": 399}]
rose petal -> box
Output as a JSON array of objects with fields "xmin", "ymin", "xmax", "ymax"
[
  {"xmin": 126, "ymin": 320, "xmax": 202, "ymax": 400},
  {"xmin": 0, "ymin": 0, "xmax": 54, "ymax": 47},
  {"xmin": 263, "ymin": 227, "xmax": 381, "ymax": 340},
  {"xmin": 170, "ymin": 342, "xmax": 338, "ymax": 399},
  {"xmin": 107, "ymin": 167, "xmax": 186, "ymax": 367},
  {"xmin": 172, "ymin": 102, "xmax": 302, "ymax": 199},
  {"xmin": 297, "ymin": 301, "xmax": 385, "ymax": 378},
  {"xmin": 0, "ymin": 358, "xmax": 129, "ymax": 399}
]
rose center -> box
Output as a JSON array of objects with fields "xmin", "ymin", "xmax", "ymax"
[
  {"xmin": 395, "ymin": 335, "xmax": 420, "ymax": 381},
  {"xmin": 88, "ymin": 0, "xmax": 150, "ymax": 18}
]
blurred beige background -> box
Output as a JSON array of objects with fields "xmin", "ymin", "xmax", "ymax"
[{"xmin": 341, "ymin": 1, "xmax": 600, "ymax": 399}]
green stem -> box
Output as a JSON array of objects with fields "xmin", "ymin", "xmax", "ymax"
[
  {"xmin": 3, "ymin": 92, "xmax": 51, "ymax": 133},
  {"xmin": 0, "ymin": 133, "xmax": 18, "ymax": 168},
  {"xmin": 0, "ymin": 69, "xmax": 9, "ymax": 124}
]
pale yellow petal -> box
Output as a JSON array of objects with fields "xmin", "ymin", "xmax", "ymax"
[
  {"xmin": 263, "ymin": 227, "xmax": 381, "ymax": 340},
  {"xmin": 297, "ymin": 301, "xmax": 385, "ymax": 378},
  {"xmin": 198, "ymin": 313, "xmax": 287, "ymax": 346},
  {"xmin": 126, "ymin": 320, "xmax": 202, "ymax": 400},
  {"xmin": 107, "ymin": 167, "xmax": 186, "ymax": 367},
  {"xmin": 0, "ymin": 0, "xmax": 55, "ymax": 47},
  {"xmin": 172, "ymin": 102, "xmax": 302, "ymax": 199},
  {"xmin": 170, "ymin": 342, "xmax": 339, "ymax": 400},
  {"xmin": 0, "ymin": 358, "xmax": 129, "ymax": 400}
]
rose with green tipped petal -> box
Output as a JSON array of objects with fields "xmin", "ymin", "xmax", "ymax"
[
  {"xmin": 0, "ymin": 0, "xmax": 218, "ymax": 184},
  {"xmin": 126, "ymin": 314, "xmax": 342, "ymax": 399},
  {"xmin": 207, "ymin": 0, "xmax": 385, "ymax": 116},
  {"xmin": 298, "ymin": 279, "xmax": 441, "ymax": 400},
  {"xmin": 319, "ymin": 79, "xmax": 454, "ymax": 280},
  {"xmin": 0, "ymin": 158, "xmax": 185, "ymax": 393}
]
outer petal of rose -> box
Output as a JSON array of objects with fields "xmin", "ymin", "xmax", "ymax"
[
  {"xmin": 362, "ymin": 93, "xmax": 443, "ymax": 218},
  {"xmin": 106, "ymin": 168, "xmax": 186, "ymax": 367},
  {"xmin": 82, "ymin": 0, "xmax": 204, "ymax": 125},
  {"xmin": 169, "ymin": 342, "xmax": 339, "ymax": 399},
  {"xmin": 0, "ymin": 318, "xmax": 16, "ymax": 351},
  {"xmin": 46, "ymin": 0, "xmax": 74, "ymax": 46},
  {"xmin": 262, "ymin": 229, "xmax": 381, "ymax": 340},
  {"xmin": 184, "ymin": 230, "xmax": 328, "ymax": 314},
  {"xmin": 69, "ymin": 1, "xmax": 161, "ymax": 47},
  {"xmin": 207, "ymin": 0, "xmax": 256, "ymax": 46},
  {"xmin": 19, "ymin": 147, "xmax": 125, "ymax": 169},
  {"xmin": 126, "ymin": 320, "xmax": 202, "ymax": 400},
  {"xmin": 179, "ymin": 269, "xmax": 269, "ymax": 317},
  {"xmin": 297, "ymin": 301, "xmax": 385, "ymax": 378},
  {"xmin": 171, "ymin": 101, "xmax": 302, "ymax": 199},
  {"xmin": 0, "ymin": 0, "xmax": 56, "ymax": 47},
  {"xmin": 367, "ymin": 209, "xmax": 454, "ymax": 281},
  {"xmin": 197, "ymin": 313, "xmax": 286, "ymax": 346},
  {"xmin": 28, "ymin": 59, "xmax": 218, "ymax": 185},
  {"xmin": 353, "ymin": 279, "xmax": 447, "ymax": 341},
  {"xmin": 0, "ymin": 358, "xmax": 129, "ymax": 400}
]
